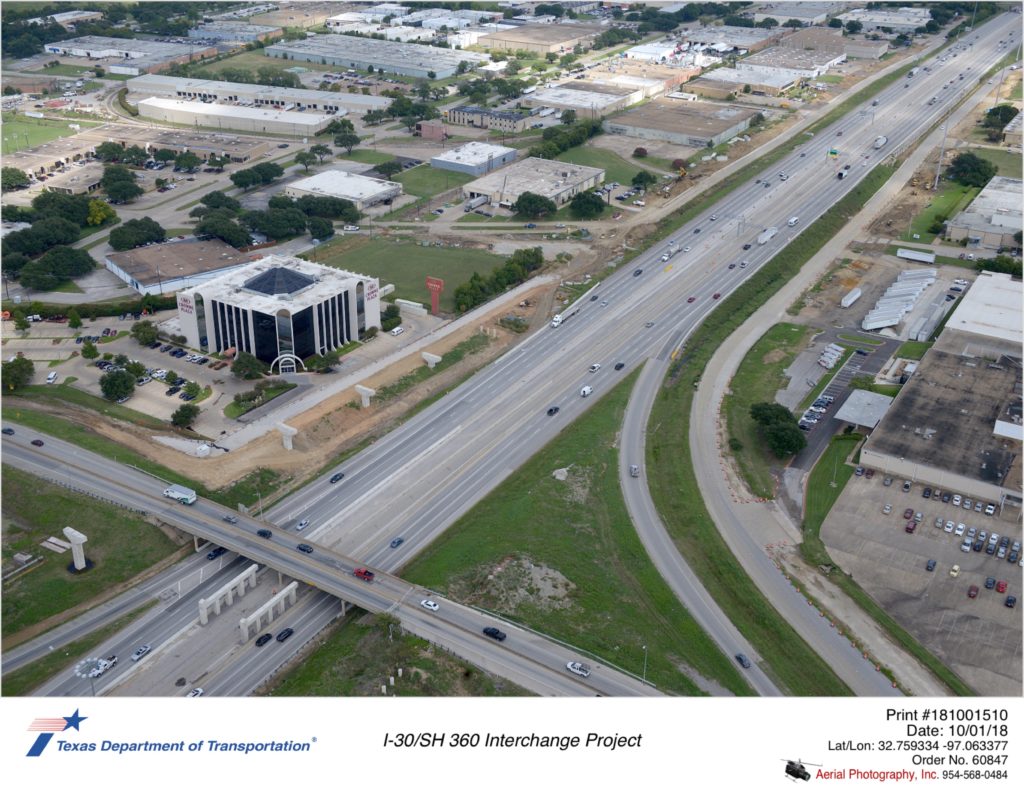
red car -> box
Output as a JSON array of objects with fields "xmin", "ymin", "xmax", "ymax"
[
  {"xmin": 687, "ymin": 296, "xmax": 696, "ymax": 303},
  {"xmin": 712, "ymin": 293, "xmax": 721, "ymax": 300},
  {"xmin": 905, "ymin": 521, "xmax": 916, "ymax": 533},
  {"xmin": 967, "ymin": 585, "xmax": 979, "ymax": 599},
  {"xmin": 902, "ymin": 508, "xmax": 914, "ymax": 520},
  {"xmin": 996, "ymin": 580, "xmax": 1008, "ymax": 593}
]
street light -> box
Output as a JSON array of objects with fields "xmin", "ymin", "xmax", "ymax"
[{"xmin": 641, "ymin": 644, "xmax": 648, "ymax": 685}]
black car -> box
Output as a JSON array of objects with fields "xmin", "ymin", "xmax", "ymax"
[
  {"xmin": 165, "ymin": 386, "xmax": 181, "ymax": 396},
  {"xmin": 277, "ymin": 143, "xmax": 289, "ymax": 149},
  {"xmin": 926, "ymin": 559, "xmax": 936, "ymax": 572},
  {"xmin": 160, "ymin": 344, "xmax": 173, "ymax": 352},
  {"xmin": 276, "ymin": 627, "xmax": 294, "ymax": 642},
  {"xmin": 483, "ymin": 626, "xmax": 507, "ymax": 641},
  {"xmin": 1, "ymin": 428, "xmax": 14, "ymax": 436},
  {"xmin": 255, "ymin": 633, "xmax": 273, "ymax": 647},
  {"xmin": 614, "ymin": 362, "xmax": 625, "ymax": 370},
  {"xmin": 922, "ymin": 487, "xmax": 932, "ymax": 498},
  {"xmin": 742, "ymin": 243, "xmax": 752, "ymax": 250},
  {"xmin": 735, "ymin": 653, "xmax": 752, "ymax": 669},
  {"xmin": 31, "ymin": 439, "xmax": 44, "ymax": 447},
  {"xmin": 206, "ymin": 546, "xmax": 227, "ymax": 560},
  {"xmin": 693, "ymin": 228, "xmax": 701, "ymax": 234},
  {"xmin": 632, "ymin": 269, "xmax": 643, "ymax": 277},
  {"xmin": 296, "ymin": 543, "xmax": 313, "ymax": 553},
  {"xmin": 985, "ymin": 577, "xmax": 997, "ymax": 589},
  {"xmin": 329, "ymin": 472, "xmax": 345, "ymax": 483},
  {"xmin": 1006, "ymin": 596, "xmax": 1017, "ymax": 609},
  {"xmin": 590, "ymin": 294, "xmax": 599, "ymax": 301},
  {"xmin": 547, "ymin": 406, "xmax": 560, "ymax": 416},
  {"xmin": 257, "ymin": 529, "xmax": 272, "ymax": 539},
  {"xmin": 941, "ymin": 492, "xmax": 952, "ymax": 503},
  {"xmin": 973, "ymin": 540, "xmax": 985, "ymax": 552},
  {"xmin": 389, "ymin": 537, "xmax": 404, "ymax": 549}
]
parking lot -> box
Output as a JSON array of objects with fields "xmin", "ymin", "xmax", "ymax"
[{"xmin": 822, "ymin": 472, "xmax": 1022, "ymax": 695}]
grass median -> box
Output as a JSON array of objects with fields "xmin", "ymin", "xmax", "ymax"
[{"xmin": 402, "ymin": 370, "xmax": 753, "ymax": 696}]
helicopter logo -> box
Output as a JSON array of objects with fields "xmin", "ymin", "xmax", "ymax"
[{"xmin": 782, "ymin": 758, "xmax": 821, "ymax": 781}]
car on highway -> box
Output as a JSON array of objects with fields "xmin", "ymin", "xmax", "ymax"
[
  {"xmin": 734, "ymin": 653, "xmax": 752, "ymax": 669},
  {"xmin": 728, "ymin": 263, "xmax": 736, "ymax": 269},
  {"xmin": 683, "ymin": 245, "xmax": 691, "ymax": 252},
  {"xmin": 354, "ymin": 567, "xmax": 374, "ymax": 582},
  {"xmin": 222, "ymin": 515, "xmax": 238, "ymax": 524},
  {"xmin": 547, "ymin": 406, "xmax": 560, "ymax": 416},
  {"xmin": 189, "ymin": 688, "xmax": 204, "ymax": 697},
  {"xmin": 255, "ymin": 633, "xmax": 273, "ymax": 647},
  {"xmin": 580, "ymin": 385, "xmax": 593, "ymax": 397},
  {"xmin": 1, "ymin": 428, "xmax": 14, "ymax": 435},
  {"xmin": 276, "ymin": 628, "xmax": 294, "ymax": 643},
  {"xmin": 632, "ymin": 268, "xmax": 643, "ymax": 277},
  {"xmin": 389, "ymin": 537, "xmax": 404, "ymax": 549},
  {"xmin": 687, "ymin": 296, "xmax": 696, "ymax": 303},
  {"xmin": 206, "ymin": 546, "xmax": 227, "ymax": 560},
  {"xmin": 590, "ymin": 294, "xmax": 599, "ymax": 301},
  {"xmin": 614, "ymin": 362, "xmax": 625, "ymax": 370},
  {"xmin": 329, "ymin": 472, "xmax": 345, "ymax": 483},
  {"xmin": 131, "ymin": 645, "xmax": 151, "ymax": 662},
  {"xmin": 566, "ymin": 661, "xmax": 591, "ymax": 678},
  {"xmin": 31, "ymin": 439, "xmax": 44, "ymax": 447},
  {"xmin": 588, "ymin": 363, "xmax": 601, "ymax": 373},
  {"xmin": 257, "ymin": 529, "xmax": 272, "ymax": 539},
  {"xmin": 421, "ymin": 599, "xmax": 439, "ymax": 612},
  {"xmin": 483, "ymin": 626, "xmax": 507, "ymax": 641},
  {"xmin": 712, "ymin": 293, "xmax": 721, "ymax": 300},
  {"xmin": 296, "ymin": 544, "xmax": 313, "ymax": 553},
  {"xmin": 296, "ymin": 519, "xmax": 309, "ymax": 530},
  {"xmin": 644, "ymin": 321, "xmax": 654, "ymax": 328},
  {"xmin": 742, "ymin": 243, "xmax": 752, "ymax": 250}
]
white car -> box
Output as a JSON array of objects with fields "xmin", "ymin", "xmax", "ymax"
[
  {"xmin": 343, "ymin": 225, "xmax": 360, "ymax": 232},
  {"xmin": 131, "ymin": 645, "xmax": 151, "ymax": 662},
  {"xmin": 952, "ymin": 494, "xmax": 962, "ymax": 506},
  {"xmin": 580, "ymin": 385, "xmax": 593, "ymax": 398},
  {"xmin": 188, "ymin": 688, "xmax": 203, "ymax": 697},
  {"xmin": 955, "ymin": 523, "xmax": 966, "ymax": 536},
  {"xmin": 588, "ymin": 363, "xmax": 601, "ymax": 373},
  {"xmin": 420, "ymin": 599, "xmax": 439, "ymax": 612},
  {"xmin": 944, "ymin": 520, "xmax": 955, "ymax": 533},
  {"xmin": 882, "ymin": 504, "xmax": 892, "ymax": 515},
  {"xmin": 296, "ymin": 519, "xmax": 309, "ymax": 531},
  {"xmin": 566, "ymin": 661, "xmax": 591, "ymax": 678},
  {"xmin": 682, "ymin": 246, "xmax": 692, "ymax": 253}
]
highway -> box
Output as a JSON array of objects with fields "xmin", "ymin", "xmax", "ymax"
[
  {"xmin": 3, "ymin": 435, "xmax": 658, "ymax": 698},
  {"xmin": 5, "ymin": 15, "xmax": 1017, "ymax": 698}
]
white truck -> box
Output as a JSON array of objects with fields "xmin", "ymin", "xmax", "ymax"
[
  {"xmin": 757, "ymin": 227, "xmax": 778, "ymax": 245},
  {"xmin": 163, "ymin": 484, "xmax": 197, "ymax": 505},
  {"xmin": 464, "ymin": 195, "xmax": 489, "ymax": 212}
]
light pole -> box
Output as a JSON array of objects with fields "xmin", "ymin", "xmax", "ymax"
[
  {"xmin": 932, "ymin": 124, "xmax": 948, "ymax": 191},
  {"xmin": 641, "ymin": 644, "xmax": 648, "ymax": 685}
]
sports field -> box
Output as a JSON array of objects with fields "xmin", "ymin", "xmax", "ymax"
[{"xmin": 0, "ymin": 113, "xmax": 101, "ymax": 153}]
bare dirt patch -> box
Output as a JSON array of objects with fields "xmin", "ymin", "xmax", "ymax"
[{"xmin": 448, "ymin": 555, "xmax": 576, "ymax": 614}]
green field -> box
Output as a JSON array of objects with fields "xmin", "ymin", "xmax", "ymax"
[
  {"xmin": 394, "ymin": 166, "xmax": 474, "ymax": 198},
  {"xmin": 337, "ymin": 148, "xmax": 395, "ymax": 165},
  {"xmin": 902, "ymin": 180, "xmax": 980, "ymax": 243},
  {"xmin": 31, "ymin": 63, "xmax": 91, "ymax": 77},
  {"xmin": 556, "ymin": 145, "xmax": 640, "ymax": 185},
  {"xmin": 1, "ymin": 466, "xmax": 180, "ymax": 638},
  {"xmin": 187, "ymin": 49, "xmax": 295, "ymax": 79},
  {"xmin": 896, "ymin": 340, "xmax": 932, "ymax": 360},
  {"xmin": 403, "ymin": 371, "xmax": 752, "ymax": 696},
  {"xmin": 0, "ymin": 113, "xmax": 101, "ymax": 153},
  {"xmin": 971, "ymin": 147, "xmax": 1023, "ymax": 179},
  {"xmin": 315, "ymin": 238, "xmax": 507, "ymax": 312},
  {"xmin": 723, "ymin": 323, "xmax": 815, "ymax": 499}
]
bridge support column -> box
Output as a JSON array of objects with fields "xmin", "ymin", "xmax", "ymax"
[
  {"xmin": 421, "ymin": 351, "xmax": 441, "ymax": 370},
  {"xmin": 238, "ymin": 581, "xmax": 299, "ymax": 642},
  {"xmin": 355, "ymin": 384, "xmax": 375, "ymax": 407}
]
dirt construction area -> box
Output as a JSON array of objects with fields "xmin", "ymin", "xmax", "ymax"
[{"xmin": 823, "ymin": 474, "xmax": 1022, "ymax": 696}]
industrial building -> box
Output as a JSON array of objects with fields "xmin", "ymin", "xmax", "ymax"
[
  {"xmin": 42, "ymin": 36, "xmax": 216, "ymax": 76},
  {"xmin": 604, "ymin": 99, "xmax": 760, "ymax": 147},
  {"xmin": 462, "ymin": 157, "xmax": 604, "ymax": 208},
  {"xmin": 414, "ymin": 119, "xmax": 448, "ymax": 142},
  {"xmin": 264, "ymin": 35, "xmax": 490, "ymax": 79},
  {"xmin": 695, "ymin": 67, "xmax": 797, "ymax": 96},
  {"xmin": 837, "ymin": 7, "xmax": 933, "ymax": 34},
  {"xmin": 778, "ymin": 27, "xmax": 847, "ymax": 56},
  {"xmin": 39, "ymin": 162, "xmax": 104, "ymax": 196},
  {"xmin": 106, "ymin": 239, "xmax": 255, "ymax": 296},
  {"xmin": 176, "ymin": 255, "xmax": 382, "ymax": 364},
  {"xmin": 445, "ymin": 105, "xmax": 530, "ymax": 133},
  {"xmin": 585, "ymin": 59, "xmax": 697, "ymax": 94},
  {"xmin": 740, "ymin": 46, "xmax": 846, "ymax": 79},
  {"xmin": 525, "ymin": 83, "xmax": 641, "ymax": 119},
  {"xmin": 752, "ymin": 2, "xmax": 842, "ymax": 26},
  {"xmin": 188, "ymin": 22, "xmax": 283, "ymax": 42},
  {"xmin": 681, "ymin": 25, "xmax": 781, "ymax": 53},
  {"xmin": 860, "ymin": 271, "xmax": 1023, "ymax": 509},
  {"xmin": 476, "ymin": 23, "xmax": 604, "ymax": 55},
  {"xmin": 250, "ymin": 3, "xmax": 339, "ymax": 29},
  {"xmin": 284, "ymin": 170, "xmax": 402, "ymax": 210},
  {"xmin": 137, "ymin": 97, "xmax": 332, "ymax": 136},
  {"xmin": 945, "ymin": 177, "xmax": 1023, "ymax": 251},
  {"xmin": 431, "ymin": 142, "xmax": 517, "ymax": 176},
  {"xmin": 1003, "ymin": 113, "xmax": 1023, "ymax": 147},
  {"xmin": 843, "ymin": 37, "xmax": 889, "ymax": 60},
  {"xmin": 127, "ymin": 74, "xmax": 391, "ymax": 115},
  {"xmin": 26, "ymin": 10, "xmax": 103, "ymax": 29}
]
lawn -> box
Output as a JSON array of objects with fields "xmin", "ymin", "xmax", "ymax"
[
  {"xmin": 970, "ymin": 147, "xmax": 1023, "ymax": 179},
  {"xmin": 336, "ymin": 148, "xmax": 394, "ymax": 165},
  {"xmin": 403, "ymin": 371, "xmax": 753, "ymax": 696},
  {"xmin": 187, "ymin": 49, "xmax": 295, "ymax": 79},
  {"xmin": 896, "ymin": 340, "xmax": 932, "ymax": 360},
  {"xmin": 723, "ymin": 322, "xmax": 816, "ymax": 499},
  {"xmin": 1, "ymin": 466, "xmax": 180, "ymax": 637},
  {"xmin": 31, "ymin": 63, "xmax": 91, "ymax": 76},
  {"xmin": 18, "ymin": 383, "xmax": 169, "ymax": 431},
  {"xmin": 0, "ymin": 113, "xmax": 102, "ymax": 153},
  {"xmin": 394, "ymin": 166, "xmax": 474, "ymax": 199},
  {"xmin": 555, "ymin": 145, "xmax": 639, "ymax": 185},
  {"xmin": 223, "ymin": 382, "xmax": 297, "ymax": 419},
  {"xmin": 314, "ymin": 237, "xmax": 507, "ymax": 313},
  {"xmin": 902, "ymin": 182, "xmax": 979, "ymax": 242}
]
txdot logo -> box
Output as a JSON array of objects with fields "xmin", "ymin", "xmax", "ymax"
[{"xmin": 26, "ymin": 709, "xmax": 87, "ymax": 757}]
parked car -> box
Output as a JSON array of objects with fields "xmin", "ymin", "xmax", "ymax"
[{"xmin": 925, "ymin": 559, "xmax": 936, "ymax": 572}]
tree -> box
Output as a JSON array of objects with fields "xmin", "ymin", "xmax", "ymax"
[
  {"xmin": 545, "ymin": 52, "xmax": 557, "ymax": 63},
  {"xmin": 2, "ymin": 356, "xmax": 34, "ymax": 392},
  {"xmin": 32, "ymin": 191, "xmax": 90, "ymax": 227},
  {"xmin": 1, "ymin": 167, "xmax": 29, "ymax": 190},
  {"xmin": 171, "ymin": 403, "xmax": 200, "ymax": 427},
  {"xmin": 631, "ymin": 170, "xmax": 658, "ymax": 190},
  {"xmin": 560, "ymin": 109, "xmax": 577, "ymax": 125},
  {"xmin": 633, "ymin": 146, "xmax": 648, "ymax": 158},
  {"xmin": 18, "ymin": 260, "xmax": 60, "ymax": 291},
  {"xmin": 231, "ymin": 351, "xmax": 266, "ymax": 380},
  {"xmin": 310, "ymin": 143, "xmax": 332, "ymax": 163},
  {"xmin": 126, "ymin": 360, "xmax": 147, "ymax": 378},
  {"xmin": 81, "ymin": 339, "xmax": 99, "ymax": 359},
  {"xmin": 307, "ymin": 216, "xmax": 334, "ymax": 240},
  {"xmin": 183, "ymin": 380, "xmax": 202, "ymax": 398},
  {"xmin": 757, "ymin": 17, "xmax": 779, "ymax": 29},
  {"xmin": 200, "ymin": 191, "xmax": 241, "ymax": 212},
  {"xmin": 569, "ymin": 191, "xmax": 605, "ymax": 219},
  {"xmin": 512, "ymin": 191, "xmax": 557, "ymax": 219},
  {"xmin": 763, "ymin": 421, "xmax": 806, "ymax": 456},
  {"xmin": 100, "ymin": 369, "xmax": 135, "ymax": 401},
  {"xmin": 334, "ymin": 132, "xmax": 360, "ymax": 155},
  {"xmin": 947, "ymin": 152, "xmax": 996, "ymax": 187},
  {"xmin": 828, "ymin": 17, "xmax": 843, "ymax": 28},
  {"xmin": 844, "ymin": 20, "xmax": 863, "ymax": 34},
  {"xmin": 163, "ymin": 369, "xmax": 179, "ymax": 387},
  {"xmin": 95, "ymin": 141, "xmax": 126, "ymax": 162},
  {"xmin": 153, "ymin": 148, "xmax": 177, "ymax": 162},
  {"xmin": 109, "ymin": 217, "xmax": 165, "ymax": 251},
  {"xmin": 195, "ymin": 213, "xmax": 250, "ymax": 248},
  {"xmin": 375, "ymin": 160, "xmax": 404, "ymax": 179},
  {"xmin": 87, "ymin": 199, "xmax": 117, "ymax": 226},
  {"xmin": 750, "ymin": 402, "xmax": 794, "ymax": 426},
  {"xmin": 984, "ymin": 104, "xmax": 1019, "ymax": 129},
  {"xmin": 130, "ymin": 320, "xmax": 158, "ymax": 346},
  {"xmin": 105, "ymin": 179, "xmax": 143, "ymax": 204},
  {"xmin": 783, "ymin": 18, "xmax": 804, "ymax": 28},
  {"xmin": 174, "ymin": 151, "xmax": 202, "ymax": 172},
  {"xmin": 294, "ymin": 151, "xmax": 317, "ymax": 172},
  {"xmin": 122, "ymin": 145, "xmax": 149, "ymax": 167},
  {"xmin": 32, "ymin": 216, "xmax": 80, "ymax": 248},
  {"xmin": 67, "ymin": 308, "xmax": 82, "ymax": 329},
  {"xmin": 14, "ymin": 311, "xmax": 30, "ymax": 332}
]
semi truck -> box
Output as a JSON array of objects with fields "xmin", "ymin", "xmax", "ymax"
[
  {"xmin": 873, "ymin": 135, "xmax": 888, "ymax": 149},
  {"xmin": 464, "ymin": 195, "xmax": 489, "ymax": 212},
  {"xmin": 550, "ymin": 307, "xmax": 579, "ymax": 328},
  {"xmin": 757, "ymin": 227, "xmax": 778, "ymax": 245},
  {"xmin": 163, "ymin": 484, "xmax": 197, "ymax": 505}
]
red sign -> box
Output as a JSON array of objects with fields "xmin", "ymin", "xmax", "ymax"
[
  {"xmin": 425, "ymin": 276, "xmax": 444, "ymax": 316},
  {"xmin": 177, "ymin": 294, "xmax": 194, "ymax": 315}
]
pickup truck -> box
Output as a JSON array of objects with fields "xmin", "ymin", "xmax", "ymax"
[
  {"xmin": 353, "ymin": 567, "xmax": 375, "ymax": 582},
  {"xmin": 90, "ymin": 655, "xmax": 118, "ymax": 677}
]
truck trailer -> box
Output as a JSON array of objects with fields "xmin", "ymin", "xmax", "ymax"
[
  {"xmin": 757, "ymin": 227, "xmax": 778, "ymax": 245},
  {"xmin": 163, "ymin": 484, "xmax": 197, "ymax": 505},
  {"xmin": 464, "ymin": 195, "xmax": 489, "ymax": 212}
]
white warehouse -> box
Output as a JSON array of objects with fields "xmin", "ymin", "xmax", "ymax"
[
  {"xmin": 284, "ymin": 170, "xmax": 402, "ymax": 210},
  {"xmin": 137, "ymin": 97, "xmax": 333, "ymax": 136}
]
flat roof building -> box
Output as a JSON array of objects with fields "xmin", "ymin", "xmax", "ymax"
[
  {"xmin": 834, "ymin": 390, "xmax": 895, "ymax": 431},
  {"xmin": 106, "ymin": 239, "xmax": 256, "ymax": 296},
  {"xmin": 188, "ymin": 22, "xmax": 283, "ymax": 42},
  {"xmin": 945, "ymin": 176, "xmax": 1023, "ymax": 251},
  {"xmin": 476, "ymin": 23, "xmax": 603, "ymax": 55},
  {"xmin": 682, "ymin": 25, "xmax": 781, "ymax": 53},
  {"xmin": 462, "ymin": 156, "xmax": 604, "ymax": 208},
  {"xmin": 1003, "ymin": 112, "xmax": 1023, "ymax": 148},
  {"xmin": 837, "ymin": 7, "xmax": 933, "ymax": 34},
  {"xmin": 264, "ymin": 35, "xmax": 490, "ymax": 79},
  {"xmin": 604, "ymin": 99, "xmax": 760, "ymax": 147},
  {"xmin": 26, "ymin": 10, "xmax": 103, "ymax": 29},
  {"xmin": 249, "ymin": 3, "xmax": 339, "ymax": 29},
  {"xmin": 127, "ymin": 74, "xmax": 391, "ymax": 114},
  {"xmin": 177, "ymin": 255, "xmax": 381, "ymax": 365},
  {"xmin": 284, "ymin": 170, "xmax": 402, "ymax": 210},
  {"xmin": 431, "ymin": 142, "xmax": 517, "ymax": 176},
  {"xmin": 445, "ymin": 105, "xmax": 530, "ymax": 133},
  {"xmin": 740, "ymin": 45, "xmax": 846, "ymax": 79},
  {"xmin": 42, "ymin": 36, "xmax": 216, "ymax": 75},
  {"xmin": 753, "ymin": 2, "xmax": 842, "ymax": 26},
  {"xmin": 137, "ymin": 97, "xmax": 333, "ymax": 136},
  {"xmin": 40, "ymin": 162, "xmax": 104, "ymax": 196},
  {"xmin": 525, "ymin": 82, "xmax": 641, "ymax": 119},
  {"xmin": 698, "ymin": 66, "xmax": 797, "ymax": 95}
]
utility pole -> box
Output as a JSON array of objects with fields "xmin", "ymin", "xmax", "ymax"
[{"xmin": 932, "ymin": 124, "xmax": 948, "ymax": 192}]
